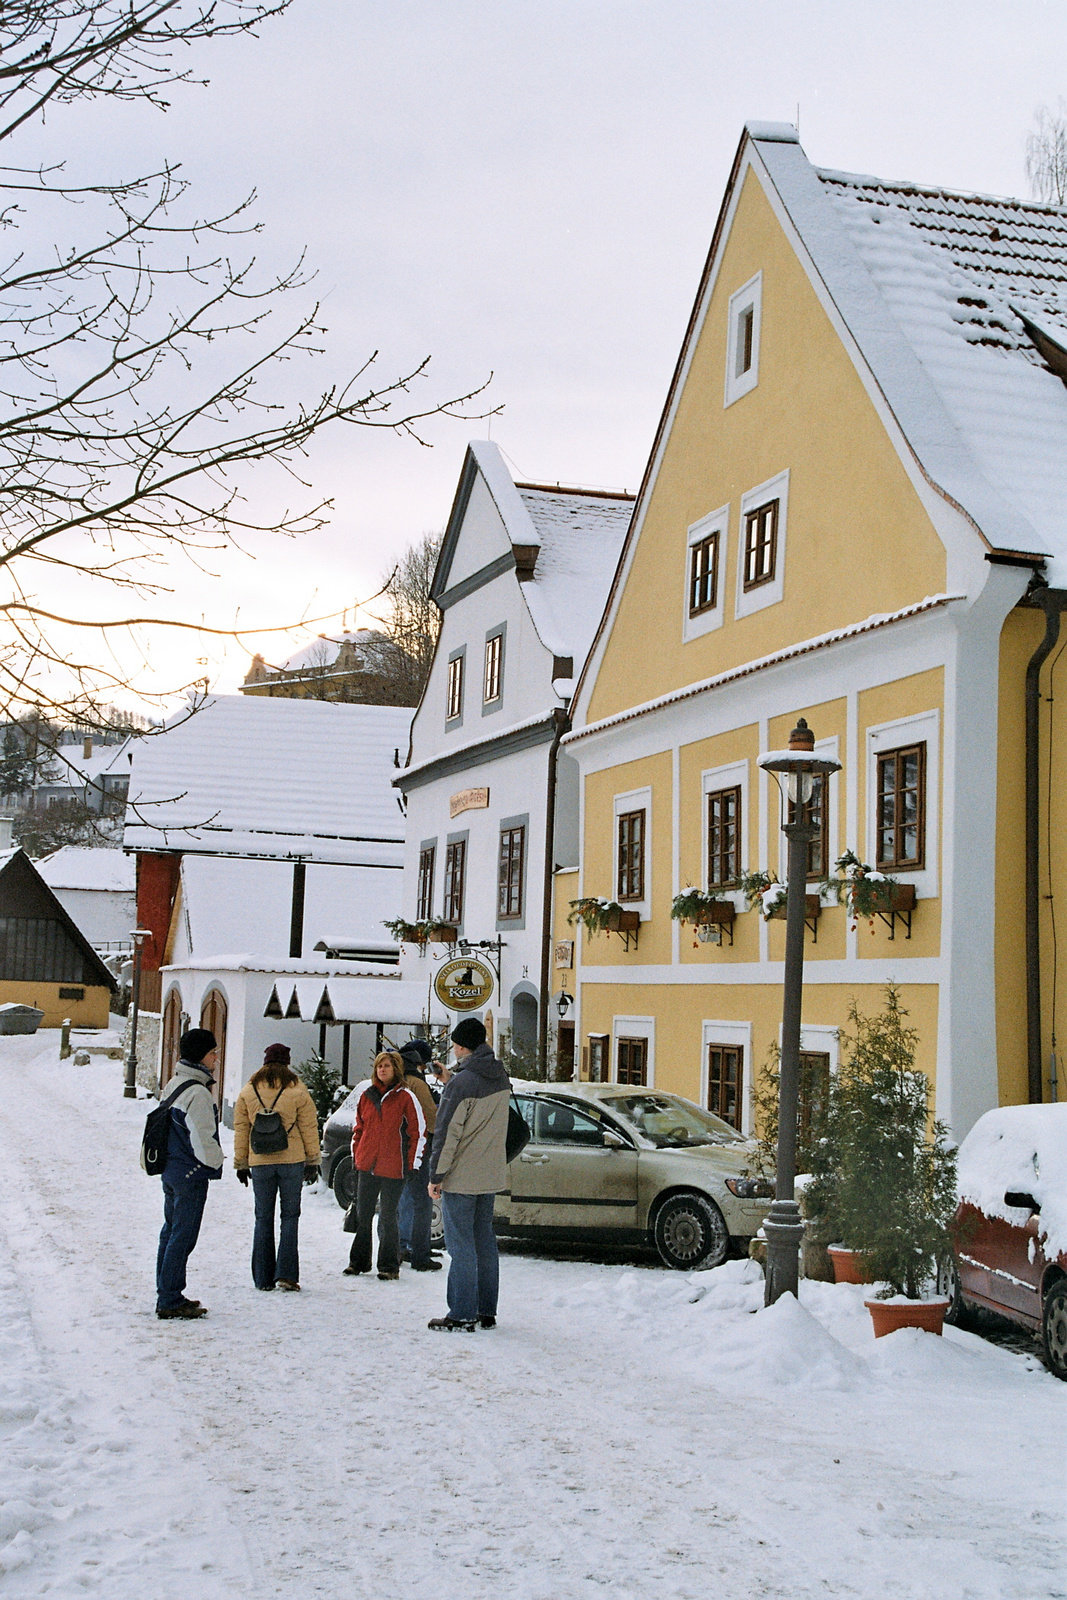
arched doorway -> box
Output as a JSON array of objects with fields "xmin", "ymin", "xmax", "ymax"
[
  {"xmin": 199, "ymin": 987, "xmax": 228, "ymax": 1107},
  {"xmin": 510, "ymin": 989, "xmax": 538, "ymax": 1075},
  {"xmin": 160, "ymin": 987, "xmax": 183, "ymax": 1091}
]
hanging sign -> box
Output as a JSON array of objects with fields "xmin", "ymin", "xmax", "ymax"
[
  {"xmin": 450, "ymin": 786, "xmax": 489, "ymax": 818},
  {"xmin": 433, "ymin": 956, "xmax": 495, "ymax": 1012}
]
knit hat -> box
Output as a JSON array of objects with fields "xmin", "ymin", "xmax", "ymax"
[
  {"xmin": 450, "ymin": 1017, "xmax": 486, "ymax": 1050},
  {"xmin": 180, "ymin": 1027, "xmax": 217, "ymax": 1064},
  {"xmin": 400, "ymin": 1038, "xmax": 434, "ymax": 1065},
  {"xmin": 263, "ymin": 1043, "xmax": 291, "ymax": 1065}
]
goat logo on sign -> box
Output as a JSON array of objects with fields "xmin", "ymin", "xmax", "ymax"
[{"xmin": 433, "ymin": 957, "xmax": 494, "ymax": 1013}]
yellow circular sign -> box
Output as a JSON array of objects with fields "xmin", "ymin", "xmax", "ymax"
[{"xmin": 433, "ymin": 956, "xmax": 494, "ymax": 1013}]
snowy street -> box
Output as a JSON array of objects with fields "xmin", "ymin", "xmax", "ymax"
[{"xmin": 0, "ymin": 1035, "xmax": 1063, "ymax": 1599}]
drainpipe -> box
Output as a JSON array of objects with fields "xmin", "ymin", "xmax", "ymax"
[
  {"xmin": 538, "ymin": 709, "xmax": 570, "ymax": 1079},
  {"xmin": 1025, "ymin": 585, "xmax": 1067, "ymax": 1104}
]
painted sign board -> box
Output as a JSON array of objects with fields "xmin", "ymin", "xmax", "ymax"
[
  {"xmin": 450, "ymin": 787, "xmax": 490, "ymax": 819},
  {"xmin": 554, "ymin": 940, "xmax": 574, "ymax": 969},
  {"xmin": 433, "ymin": 956, "xmax": 495, "ymax": 1012}
]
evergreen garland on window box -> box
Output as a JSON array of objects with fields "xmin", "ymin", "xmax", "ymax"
[
  {"xmin": 819, "ymin": 850, "xmax": 913, "ymax": 929},
  {"xmin": 669, "ymin": 889, "xmax": 736, "ymax": 927},
  {"xmin": 568, "ymin": 897, "xmax": 640, "ymax": 936}
]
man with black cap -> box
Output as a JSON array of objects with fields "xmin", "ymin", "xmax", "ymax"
[
  {"xmin": 154, "ymin": 1028, "xmax": 225, "ymax": 1319},
  {"xmin": 427, "ymin": 1017, "xmax": 510, "ymax": 1331},
  {"xmin": 396, "ymin": 1039, "xmax": 441, "ymax": 1272}
]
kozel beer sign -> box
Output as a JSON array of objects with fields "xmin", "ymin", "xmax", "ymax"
[{"xmin": 433, "ymin": 957, "xmax": 495, "ymax": 1012}]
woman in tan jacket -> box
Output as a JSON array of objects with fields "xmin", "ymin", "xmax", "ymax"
[{"xmin": 233, "ymin": 1044, "xmax": 321, "ymax": 1292}]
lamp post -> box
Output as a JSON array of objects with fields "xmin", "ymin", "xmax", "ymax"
[
  {"xmin": 123, "ymin": 928, "xmax": 152, "ymax": 1099},
  {"xmin": 758, "ymin": 718, "xmax": 841, "ymax": 1305}
]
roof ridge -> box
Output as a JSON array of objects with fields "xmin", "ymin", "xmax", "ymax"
[{"xmin": 816, "ymin": 165, "xmax": 1067, "ymax": 220}]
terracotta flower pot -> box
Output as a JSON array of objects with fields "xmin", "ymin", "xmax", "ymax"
[
  {"xmin": 827, "ymin": 1244, "xmax": 874, "ymax": 1285},
  {"xmin": 865, "ymin": 1298, "xmax": 951, "ymax": 1338}
]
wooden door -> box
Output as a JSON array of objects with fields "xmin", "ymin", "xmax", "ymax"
[
  {"xmin": 160, "ymin": 987, "xmax": 183, "ymax": 1090},
  {"xmin": 199, "ymin": 988, "xmax": 228, "ymax": 1106}
]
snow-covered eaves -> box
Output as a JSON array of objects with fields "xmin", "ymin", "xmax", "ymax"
[
  {"xmin": 563, "ymin": 593, "xmax": 963, "ymax": 746},
  {"xmin": 394, "ymin": 709, "xmax": 563, "ymax": 790},
  {"xmin": 123, "ymin": 696, "xmax": 412, "ymax": 865},
  {"xmin": 163, "ymin": 958, "xmax": 449, "ymax": 1025}
]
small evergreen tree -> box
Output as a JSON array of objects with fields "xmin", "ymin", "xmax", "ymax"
[
  {"xmin": 0, "ymin": 730, "xmax": 30, "ymax": 797},
  {"xmin": 297, "ymin": 1054, "xmax": 346, "ymax": 1134},
  {"xmin": 805, "ymin": 988, "xmax": 957, "ymax": 1300}
]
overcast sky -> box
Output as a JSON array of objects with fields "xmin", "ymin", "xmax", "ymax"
[{"xmin": 24, "ymin": 0, "xmax": 1067, "ymax": 703}]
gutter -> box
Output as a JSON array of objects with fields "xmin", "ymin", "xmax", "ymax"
[
  {"xmin": 1024, "ymin": 585, "xmax": 1067, "ymax": 1104},
  {"xmin": 538, "ymin": 709, "xmax": 570, "ymax": 1078}
]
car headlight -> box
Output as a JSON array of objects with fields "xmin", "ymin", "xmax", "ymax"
[{"xmin": 725, "ymin": 1177, "xmax": 774, "ymax": 1198}]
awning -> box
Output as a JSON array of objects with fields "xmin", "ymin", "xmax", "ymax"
[{"xmin": 264, "ymin": 975, "xmax": 449, "ymax": 1026}]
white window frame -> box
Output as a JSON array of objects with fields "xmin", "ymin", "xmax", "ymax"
[
  {"xmin": 612, "ymin": 1015, "xmax": 655, "ymax": 1089},
  {"xmin": 682, "ymin": 504, "xmax": 729, "ymax": 643},
  {"xmin": 865, "ymin": 709, "xmax": 939, "ymax": 900},
  {"xmin": 735, "ymin": 468, "xmax": 789, "ymax": 620},
  {"xmin": 700, "ymin": 1019, "xmax": 753, "ymax": 1135},
  {"xmin": 774, "ymin": 734, "xmax": 840, "ymax": 892},
  {"xmin": 701, "ymin": 758, "xmax": 748, "ymax": 909},
  {"xmin": 797, "ymin": 1023, "xmax": 840, "ymax": 1076},
  {"xmin": 613, "ymin": 785, "xmax": 651, "ymax": 920},
  {"xmin": 724, "ymin": 271, "xmax": 762, "ymax": 407}
]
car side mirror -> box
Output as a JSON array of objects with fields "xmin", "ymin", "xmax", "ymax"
[
  {"xmin": 1004, "ymin": 1190, "xmax": 1040, "ymax": 1214},
  {"xmin": 602, "ymin": 1129, "xmax": 627, "ymax": 1149}
]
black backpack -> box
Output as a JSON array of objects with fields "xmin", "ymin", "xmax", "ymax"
[
  {"xmin": 141, "ymin": 1078, "xmax": 190, "ymax": 1175},
  {"xmin": 249, "ymin": 1085, "xmax": 293, "ymax": 1155},
  {"xmin": 505, "ymin": 1100, "xmax": 530, "ymax": 1163}
]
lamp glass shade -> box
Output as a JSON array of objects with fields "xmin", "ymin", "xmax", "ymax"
[{"xmin": 787, "ymin": 769, "xmax": 814, "ymax": 806}]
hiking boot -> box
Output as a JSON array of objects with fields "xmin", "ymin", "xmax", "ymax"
[
  {"xmin": 275, "ymin": 1280, "xmax": 300, "ymax": 1291},
  {"xmin": 428, "ymin": 1315, "xmax": 476, "ymax": 1332},
  {"xmin": 157, "ymin": 1302, "xmax": 208, "ymax": 1320},
  {"xmin": 411, "ymin": 1260, "xmax": 443, "ymax": 1272},
  {"xmin": 343, "ymin": 1266, "xmax": 368, "ymax": 1275},
  {"xmin": 179, "ymin": 1298, "xmax": 202, "ymax": 1309},
  {"xmin": 477, "ymin": 1315, "xmax": 496, "ymax": 1329},
  {"xmin": 378, "ymin": 1270, "xmax": 400, "ymax": 1281}
]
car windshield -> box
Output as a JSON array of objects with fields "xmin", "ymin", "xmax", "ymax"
[{"xmin": 604, "ymin": 1093, "xmax": 746, "ymax": 1148}]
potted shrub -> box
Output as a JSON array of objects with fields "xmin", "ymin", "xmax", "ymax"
[
  {"xmin": 806, "ymin": 987, "xmax": 957, "ymax": 1334},
  {"xmin": 382, "ymin": 917, "xmax": 430, "ymax": 947},
  {"xmin": 670, "ymin": 887, "xmax": 735, "ymax": 943}
]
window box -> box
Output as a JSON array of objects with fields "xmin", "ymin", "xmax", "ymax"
[
  {"xmin": 767, "ymin": 893, "xmax": 822, "ymax": 924},
  {"xmin": 568, "ymin": 897, "xmax": 641, "ymax": 951},
  {"xmin": 426, "ymin": 923, "xmax": 458, "ymax": 944},
  {"xmin": 603, "ymin": 907, "xmax": 641, "ymax": 934},
  {"xmin": 670, "ymin": 889, "xmax": 736, "ymax": 944}
]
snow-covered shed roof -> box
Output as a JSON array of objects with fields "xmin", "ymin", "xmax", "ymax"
[
  {"xmin": 123, "ymin": 695, "xmax": 411, "ymax": 865},
  {"xmin": 38, "ymin": 846, "xmax": 135, "ymax": 894},
  {"xmin": 744, "ymin": 125, "xmax": 1067, "ymax": 577}
]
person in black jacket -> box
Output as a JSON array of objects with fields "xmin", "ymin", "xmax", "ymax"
[{"xmin": 155, "ymin": 1028, "xmax": 224, "ymax": 1320}]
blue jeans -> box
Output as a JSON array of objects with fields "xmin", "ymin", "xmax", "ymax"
[
  {"xmin": 398, "ymin": 1142, "xmax": 434, "ymax": 1266},
  {"xmin": 250, "ymin": 1163, "xmax": 304, "ymax": 1288},
  {"xmin": 157, "ymin": 1170, "xmax": 210, "ymax": 1310},
  {"xmin": 442, "ymin": 1191, "xmax": 498, "ymax": 1321}
]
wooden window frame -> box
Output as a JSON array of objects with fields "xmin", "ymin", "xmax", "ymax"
[
  {"xmin": 707, "ymin": 1042, "xmax": 743, "ymax": 1131},
  {"xmin": 417, "ymin": 845, "xmax": 435, "ymax": 921},
  {"xmin": 616, "ymin": 1036, "xmax": 648, "ymax": 1087},
  {"xmin": 706, "ymin": 784, "xmax": 741, "ymax": 889},
  {"xmin": 442, "ymin": 839, "xmax": 466, "ymax": 925},
  {"xmin": 616, "ymin": 809, "xmax": 645, "ymax": 902},
  {"xmin": 484, "ymin": 632, "xmax": 503, "ymax": 704},
  {"xmin": 876, "ymin": 742, "xmax": 926, "ymax": 870},
  {"xmin": 446, "ymin": 653, "xmax": 464, "ymax": 722},
  {"xmin": 743, "ymin": 498, "xmax": 778, "ymax": 590},
  {"xmin": 738, "ymin": 304, "xmax": 755, "ymax": 376},
  {"xmin": 497, "ymin": 824, "xmax": 525, "ymax": 919},
  {"xmin": 797, "ymin": 1049, "xmax": 831, "ymax": 1154},
  {"xmin": 688, "ymin": 531, "xmax": 719, "ymax": 617}
]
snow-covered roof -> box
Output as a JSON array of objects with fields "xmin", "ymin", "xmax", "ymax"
[
  {"xmin": 123, "ymin": 695, "xmax": 411, "ymax": 864},
  {"xmin": 43, "ymin": 739, "xmax": 133, "ymax": 787},
  {"xmin": 516, "ymin": 485, "xmax": 633, "ymax": 661},
  {"xmin": 174, "ymin": 853, "xmax": 402, "ymax": 963},
  {"xmin": 38, "ymin": 846, "xmax": 135, "ymax": 893},
  {"xmin": 276, "ymin": 630, "xmax": 390, "ymax": 674}
]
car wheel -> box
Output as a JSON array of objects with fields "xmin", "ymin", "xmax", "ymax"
[
  {"xmin": 653, "ymin": 1192, "xmax": 729, "ymax": 1271},
  {"xmin": 1042, "ymin": 1278, "xmax": 1067, "ymax": 1381},
  {"xmin": 331, "ymin": 1154, "xmax": 357, "ymax": 1209},
  {"xmin": 937, "ymin": 1253, "xmax": 966, "ymax": 1326}
]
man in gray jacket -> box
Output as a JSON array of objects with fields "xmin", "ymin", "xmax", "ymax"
[
  {"xmin": 427, "ymin": 1018, "xmax": 510, "ymax": 1331},
  {"xmin": 154, "ymin": 1028, "xmax": 224, "ymax": 1319}
]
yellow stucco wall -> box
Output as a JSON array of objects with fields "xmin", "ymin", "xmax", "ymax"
[
  {"xmin": 581, "ymin": 752, "xmax": 673, "ymax": 968},
  {"xmin": 586, "ymin": 168, "xmax": 947, "ymax": 725},
  {"xmin": 0, "ymin": 981, "xmax": 112, "ymax": 1030},
  {"xmin": 578, "ymin": 981, "xmax": 941, "ymax": 1121}
]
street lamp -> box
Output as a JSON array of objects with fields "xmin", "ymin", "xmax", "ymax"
[
  {"xmin": 123, "ymin": 928, "xmax": 152, "ymax": 1099},
  {"xmin": 556, "ymin": 989, "xmax": 573, "ymax": 1019},
  {"xmin": 757, "ymin": 718, "xmax": 841, "ymax": 1305}
]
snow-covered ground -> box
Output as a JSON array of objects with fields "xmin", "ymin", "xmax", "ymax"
[{"xmin": 0, "ymin": 1033, "xmax": 1063, "ymax": 1599}]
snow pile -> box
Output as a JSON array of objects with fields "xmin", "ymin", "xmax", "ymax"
[
  {"xmin": 957, "ymin": 1102, "xmax": 1067, "ymax": 1258},
  {"xmin": 699, "ymin": 1286, "xmax": 867, "ymax": 1392}
]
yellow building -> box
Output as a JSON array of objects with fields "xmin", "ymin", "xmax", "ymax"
[{"xmin": 557, "ymin": 123, "xmax": 1067, "ymax": 1140}]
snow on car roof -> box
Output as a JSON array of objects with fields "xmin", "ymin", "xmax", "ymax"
[{"xmin": 957, "ymin": 1102, "xmax": 1067, "ymax": 1259}]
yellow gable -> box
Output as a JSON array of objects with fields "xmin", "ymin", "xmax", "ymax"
[{"xmin": 586, "ymin": 165, "xmax": 948, "ymax": 724}]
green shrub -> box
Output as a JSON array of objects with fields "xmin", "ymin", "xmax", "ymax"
[{"xmin": 297, "ymin": 1053, "xmax": 346, "ymax": 1134}]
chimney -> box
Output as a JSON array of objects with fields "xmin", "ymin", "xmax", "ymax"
[
  {"xmin": 0, "ymin": 817, "xmax": 13, "ymax": 850},
  {"xmin": 83, "ymin": 736, "xmax": 92, "ymax": 759}
]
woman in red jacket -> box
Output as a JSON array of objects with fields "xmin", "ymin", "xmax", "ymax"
[{"xmin": 345, "ymin": 1051, "xmax": 426, "ymax": 1280}]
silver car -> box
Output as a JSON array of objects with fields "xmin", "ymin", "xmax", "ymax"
[{"xmin": 497, "ymin": 1082, "xmax": 774, "ymax": 1270}]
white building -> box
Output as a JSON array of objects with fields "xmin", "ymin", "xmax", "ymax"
[
  {"xmin": 37, "ymin": 846, "xmax": 136, "ymax": 949},
  {"xmin": 394, "ymin": 441, "xmax": 632, "ymax": 1072},
  {"xmin": 124, "ymin": 694, "xmax": 446, "ymax": 1112}
]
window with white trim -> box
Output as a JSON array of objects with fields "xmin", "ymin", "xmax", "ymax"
[
  {"xmin": 682, "ymin": 506, "xmax": 728, "ymax": 643},
  {"xmin": 735, "ymin": 469, "xmax": 789, "ymax": 619},
  {"xmin": 724, "ymin": 272, "xmax": 762, "ymax": 407}
]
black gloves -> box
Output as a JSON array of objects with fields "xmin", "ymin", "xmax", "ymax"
[
  {"xmin": 235, "ymin": 1167, "xmax": 250, "ymax": 1186},
  {"xmin": 303, "ymin": 1164, "xmax": 320, "ymax": 1186}
]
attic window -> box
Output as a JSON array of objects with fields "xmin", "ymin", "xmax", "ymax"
[{"xmin": 725, "ymin": 273, "xmax": 762, "ymax": 407}]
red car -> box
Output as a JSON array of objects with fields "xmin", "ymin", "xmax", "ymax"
[{"xmin": 945, "ymin": 1102, "xmax": 1067, "ymax": 1379}]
